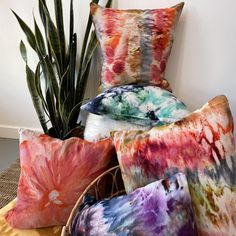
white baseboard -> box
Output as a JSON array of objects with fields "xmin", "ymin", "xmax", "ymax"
[
  {"xmin": 0, "ymin": 126, "xmax": 19, "ymax": 139},
  {"xmin": 0, "ymin": 126, "xmax": 42, "ymax": 139}
]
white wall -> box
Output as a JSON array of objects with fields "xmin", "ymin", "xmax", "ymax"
[{"xmin": 0, "ymin": 0, "xmax": 236, "ymax": 138}]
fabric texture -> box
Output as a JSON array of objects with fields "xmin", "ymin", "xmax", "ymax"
[
  {"xmin": 81, "ymin": 85, "xmax": 189, "ymax": 126},
  {"xmin": 71, "ymin": 173, "xmax": 197, "ymax": 236},
  {"xmin": 91, "ymin": 2, "xmax": 184, "ymax": 91},
  {"xmin": 84, "ymin": 113, "xmax": 150, "ymax": 142},
  {"xmin": 5, "ymin": 129, "xmax": 114, "ymax": 229},
  {"xmin": 0, "ymin": 199, "xmax": 62, "ymax": 235},
  {"xmin": 112, "ymin": 95, "xmax": 236, "ymax": 236},
  {"xmin": 0, "ymin": 159, "xmax": 20, "ymax": 209}
]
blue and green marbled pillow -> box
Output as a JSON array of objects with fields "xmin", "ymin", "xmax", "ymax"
[
  {"xmin": 71, "ymin": 173, "xmax": 197, "ymax": 236},
  {"xmin": 81, "ymin": 85, "xmax": 190, "ymax": 126}
]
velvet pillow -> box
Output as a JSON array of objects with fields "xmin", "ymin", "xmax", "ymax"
[
  {"xmin": 5, "ymin": 129, "xmax": 114, "ymax": 229},
  {"xmin": 90, "ymin": 2, "xmax": 184, "ymax": 91},
  {"xmin": 112, "ymin": 95, "xmax": 236, "ymax": 236},
  {"xmin": 84, "ymin": 113, "xmax": 150, "ymax": 142},
  {"xmin": 81, "ymin": 85, "xmax": 189, "ymax": 126},
  {"xmin": 71, "ymin": 173, "xmax": 197, "ymax": 236}
]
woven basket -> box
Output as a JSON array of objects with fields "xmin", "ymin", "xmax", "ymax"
[{"xmin": 61, "ymin": 165, "xmax": 125, "ymax": 236}]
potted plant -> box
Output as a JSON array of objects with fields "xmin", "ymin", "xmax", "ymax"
[
  {"xmin": 5, "ymin": 0, "xmax": 115, "ymax": 230},
  {"xmin": 13, "ymin": 0, "xmax": 112, "ymax": 139}
]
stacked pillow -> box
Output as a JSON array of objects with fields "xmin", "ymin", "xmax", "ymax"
[
  {"xmin": 72, "ymin": 173, "xmax": 197, "ymax": 235},
  {"xmin": 79, "ymin": 2, "xmax": 236, "ymax": 236},
  {"xmin": 83, "ymin": 2, "xmax": 187, "ymax": 141},
  {"xmin": 90, "ymin": 2, "xmax": 184, "ymax": 91},
  {"xmin": 112, "ymin": 95, "xmax": 236, "ymax": 235},
  {"xmin": 82, "ymin": 85, "xmax": 190, "ymax": 141}
]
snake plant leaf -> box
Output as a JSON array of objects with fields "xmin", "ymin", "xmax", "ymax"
[
  {"xmin": 59, "ymin": 66, "xmax": 69, "ymax": 105},
  {"xmin": 45, "ymin": 88, "xmax": 60, "ymax": 137},
  {"xmin": 42, "ymin": 56, "xmax": 60, "ymax": 106},
  {"xmin": 69, "ymin": 33, "xmax": 77, "ymax": 105},
  {"xmin": 67, "ymin": 101, "xmax": 83, "ymax": 129},
  {"xmin": 61, "ymin": 94, "xmax": 71, "ymax": 124},
  {"xmin": 12, "ymin": 10, "xmax": 37, "ymax": 51},
  {"xmin": 38, "ymin": 0, "xmax": 52, "ymax": 60},
  {"xmin": 41, "ymin": 2, "xmax": 63, "ymax": 76},
  {"xmin": 26, "ymin": 64, "xmax": 48, "ymax": 133},
  {"xmin": 54, "ymin": 0, "xmax": 66, "ymax": 69},
  {"xmin": 59, "ymin": 66, "xmax": 69, "ymax": 103},
  {"xmin": 81, "ymin": 30, "xmax": 98, "ymax": 78},
  {"xmin": 38, "ymin": 0, "xmax": 47, "ymax": 29},
  {"xmin": 75, "ymin": 31, "xmax": 97, "ymax": 104},
  {"xmin": 105, "ymin": 0, "xmax": 113, "ymax": 8},
  {"xmin": 77, "ymin": 0, "xmax": 99, "ymax": 80},
  {"xmin": 34, "ymin": 18, "xmax": 46, "ymax": 56},
  {"xmin": 35, "ymin": 63, "xmax": 49, "ymax": 117},
  {"xmin": 20, "ymin": 40, "xmax": 27, "ymax": 63},
  {"xmin": 69, "ymin": 0, "xmax": 74, "ymax": 46}
]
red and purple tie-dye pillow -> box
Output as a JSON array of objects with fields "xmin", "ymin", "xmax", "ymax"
[
  {"xmin": 5, "ymin": 129, "xmax": 114, "ymax": 229},
  {"xmin": 112, "ymin": 95, "xmax": 236, "ymax": 236},
  {"xmin": 71, "ymin": 173, "xmax": 197, "ymax": 236},
  {"xmin": 90, "ymin": 2, "xmax": 184, "ymax": 91}
]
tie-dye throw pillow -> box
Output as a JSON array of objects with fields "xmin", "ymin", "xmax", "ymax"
[
  {"xmin": 81, "ymin": 85, "xmax": 189, "ymax": 126},
  {"xmin": 71, "ymin": 173, "xmax": 197, "ymax": 236},
  {"xmin": 5, "ymin": 129, "xmax": 114, "ymax": 229},
  {"xmin": 112, "ymin": 95, "xmax": 236, "ymax": 236},
  {"xmin": 90, "ymin": 3, "xmax": 184, "ymax": 91}
]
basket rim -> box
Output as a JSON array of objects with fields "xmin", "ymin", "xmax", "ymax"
[{"xmin": 62, "ymin": 165, "xmax": 121, "ymax": 235}]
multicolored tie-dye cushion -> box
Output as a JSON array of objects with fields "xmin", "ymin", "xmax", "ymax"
[
  {"xmin": 90, "ymin": 3, "xmax": 184, "ymax": 91},
  {"xmin": 112, "ymin": 95, "xmax": 236, "ymax": 236},
  {"xmin": 81, "ymin": 85, "xmax": 189, "ymax": 126},
  {"xmin": 5, "ymin": 129, "xmax": 114, "ymax": 229},
  {"xmin": 71, "ymin": 173, "xmax": 197, "ymax": 236}
]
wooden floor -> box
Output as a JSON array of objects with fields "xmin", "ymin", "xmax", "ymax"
[{"xmin": 0, "ymin": 138, "xmax": 18, "ymax": 173}]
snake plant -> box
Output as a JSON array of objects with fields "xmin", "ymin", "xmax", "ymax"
[{"xmin": 12, "ymin": 0, "xmax": 112, "ymax": 140}]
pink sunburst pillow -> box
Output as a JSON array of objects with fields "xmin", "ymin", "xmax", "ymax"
[
  {"xmin": 91, "ymin": 2, "xmax": 184, "ymax": 91},
  {"xmin": 5, "ymin": 129, "xmax": 114, "ymax": 229}
]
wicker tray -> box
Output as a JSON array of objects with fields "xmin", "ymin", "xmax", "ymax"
[{"xmin": 61, "ymin": 165, "xmax": 125, "ymax": 236}]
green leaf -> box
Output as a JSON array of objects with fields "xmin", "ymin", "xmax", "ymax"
[
  {"xmin": 42, "ymin": 56, "xmax": 60, "ymax": 106},
  {"xmin": 54, "ymin": 0, "xmax": 66, "ymax": 68},
  {"xmin": 41, "ymin": 2, "xmax": 63, "ymax": 76},
  {"xmin": 77, "ymin": 0, "xmax": 99, "ymax": 78},
  {"xmin": 105, "ymin": 0, "xmax": 113, "ymax": 8},
  {"xmin": 69, "ymin": 0, "xmax": 74, "ymax": 45},
  {"xmin": 20, "ymin": 40, "xmax": 27, "ymax": 63},
  {"xmin": 75, "ymin": 59, "xmax": 92, "ymax": 117},
  {"xmin": 81, "ymin": 30, "xmax": 98, "ymax": 77},
  {"xmin": 34, "ymin": 18, "xmax": 46, "ymax": 56},
  {"xmin": 60, "ymin": 94, "xmax": 71, "ymax": 124},
  {"xmin": 38, "ymin": 0, "xmax": 52, "ymax": 60},
  {"xmin": 67, "ymin": 101, "xmax": 83, "ymax": 128},
  {"xmin": 12, "ymin": 10, "xmax": 37, "ymax": 51},
  {"xmin": 45, "ymin": 88, "xmax": 60, "ymax": 137},
  {"xmin": 38, "ymin": 0, "xmax": 47, "ymax": 28},
  {"xmin": 59, "ymin": 66, "xmax": 69, "ymax": 104},
  {"xmin": 35, "ymin": 62, "xmax": 49, "ymax": 117},
  {"xmin": 26, "ymin": 64, "xmax": 48, "ymax": 133},
  {"xmin": 69, "ymin": 33, "xmax": 77, "ymax": 105}
]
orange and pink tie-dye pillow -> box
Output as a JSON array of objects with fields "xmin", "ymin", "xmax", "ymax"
[
  {"xmin": 90, "ymin": 2, "xmax": 184, "ymax": 91},
  {"xmin": 5, "ymin": 129, "xmax": 114, "ymax": 229}
]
